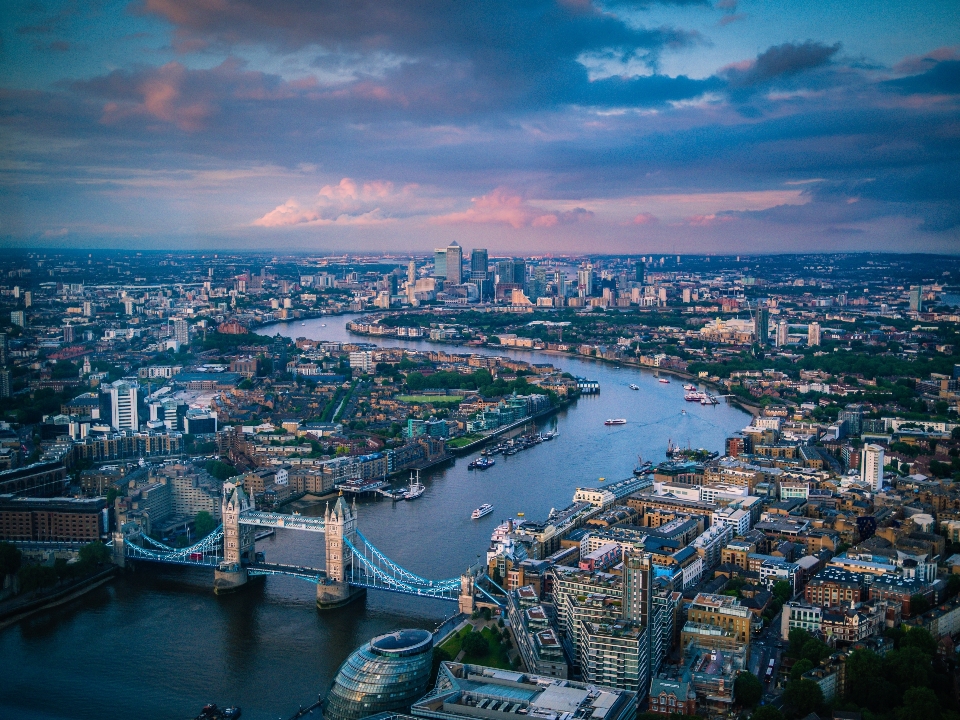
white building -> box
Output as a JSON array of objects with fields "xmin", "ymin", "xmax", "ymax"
[
  {"xmin": 711, "ymin": 507, "xmax": 751, "ymax": 536},
  {"xmin": 861, "ymin": 444, "xmax": 884, "ymax": 491},
  {"xmin": 173, "ymin": 318, "xmax": 189, "ymax": 345},
  {"xmin": 107, "ymin": 380, "xmax": 139, "ymax": 431},
  {"xmin": 348, "ymin": 351, "xmax": 374, "ymax": 373},
  {"xmin": 808, "ymin": 322, "xmax": 821, "ymax": 347},
  {"xmin": 776, "ymin": 320, "xmax": 789, "ymax": 347}
]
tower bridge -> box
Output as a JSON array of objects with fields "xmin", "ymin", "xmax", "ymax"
[{"xmin": 113, "ymin": 480, "xmax": 497, "ymax": 611}]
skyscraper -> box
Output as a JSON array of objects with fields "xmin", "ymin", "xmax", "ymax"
[
  {"xmin": 755, "ymin": 305, "xmax": 769, "ymax": 345},
  {"xmin": 107, "ymin": 380, "xmax": 139, "ymax": 431},
  {"xmin": 495, "ymin": 259, "xmax": 513, "ymax": 284},
  {"xmin": 909, "ymin": 286, "xmax": 923, "ymax": 312},
  {"xmin": 445, "ymin": 242, "xmax": 463, "ymax": 285},
  {"xmin": 635, "ymin": 261, "xmax": 645, "ymax": 284},
  {"xmin": 63, "ymin": 324, "xmax": 74, "ymax": 343},
  {"xmin": 407, "ymin": 260, "xmax": 416, "ymax": 286},
  {"xmin": 808, "ymin": 322, "xmax": 821, "ymax": 347},
  {"xmin": 470, "ymin": 248, "xmax": 488, "ymax": 276},
  {"xmin": 776, "ymin": 319, "xmax": 789, "ymax": 347},
  {"xmin": 861, "ymin": 444, "xmax": 884, "ymax": 491},
  {"xmin": 433, "ymin": 248, "xmax": 447, "ymax": 278},
  {"xmin": 511, "ymin": 259, "xmax": 526, "ymax": 289},
  {"xmin": 577, "ymin": 264, "xmax": 594, "ymax": 296}
]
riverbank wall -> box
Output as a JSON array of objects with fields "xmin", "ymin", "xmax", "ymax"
[{"xmin": 0, "ymin": 566, "xmax": 117, "ymax": 630}]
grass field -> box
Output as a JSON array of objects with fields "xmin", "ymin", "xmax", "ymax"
[
  {"xmin": 439, "ymin": 626, "xmax": 513, "ymax": 670},
  {"xmin": 397, "ymin": 395, "xmax": 462, "ymax": 404},
  {"xmin": 447, "ymin": 434, "xmax": 484, "ymax": 448}
]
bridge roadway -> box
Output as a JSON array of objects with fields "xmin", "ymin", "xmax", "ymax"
[
  {"xmin": 247, "ymin": 562, "xmax": 326, "ymax": 583},
  {"xmin": 238, "ymin": 510, "xmax": 326, "ymax": 532}
]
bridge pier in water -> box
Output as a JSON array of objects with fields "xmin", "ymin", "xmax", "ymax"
[
  {"xmin": 317, "ymin": 494, "xmax": 366, "ymax": 610},
  {"xmin": 215, "ymin": 480, "xmax": 256, "ymax": 595}
]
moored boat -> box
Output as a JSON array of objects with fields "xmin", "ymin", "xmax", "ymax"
[{"xmin": 629, "ymin": 384, "xmax": 640, "ymax": 390}]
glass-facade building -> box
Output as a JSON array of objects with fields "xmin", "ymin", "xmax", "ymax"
[{"xmin": 324, "ymin": 629, "xmax": 434, "ymax": 720}]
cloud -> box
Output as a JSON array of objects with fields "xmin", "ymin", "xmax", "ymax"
[
  {"xmin": 724, "ymin": 41, "xmax": 841, "ymax": 88},
  {"xmin": 686, "ymin": 213, "xmax": 735, "ymax": 226},
  {"xmin": 893, "ymin": 46, "xmax": 960, "ymax": 75},
  {"xmin": 631, "ymin": 212, "xmax": 658, "ymax": 225},
  {"xmin": 431, "ymin": 188, "xmax": 593, "ymax": 228},
  {"xmin": 252, "ymin": 177, "xmax": 423, "ymax": 227},
  {"xmin": 885, "ymin": 60, "xmax": 960, "ymax": 96}
]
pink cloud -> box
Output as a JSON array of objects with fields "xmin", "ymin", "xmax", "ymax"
[
  {"xmin": 687, "ymin": 213, "xmax": 736, "ymax": 227},
  {"xmin": 893, "ymin": 46, "xmax": 960, "ymax": 75},
  {"xmin": 252, "ymin": 177, "xmax": 421, "ymax": 227},
  {"xmin": 718, "ymin": 13, "xmax": 747, "ymax": 26},
  {"xmin": 631, "ymin": 212, "xmax": 658, "ymax": 225},
  {"xmin": 431, "ymin": 188, "xmax": 593, "ymax": 228},
  {"xmin": 98, "ymin": 62, "xmax": 214, "ymax": 131}
]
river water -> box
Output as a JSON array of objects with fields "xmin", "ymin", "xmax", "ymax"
[{"xmin": 0, "ymin": 313, "xmax": 749, "ymax": 720}]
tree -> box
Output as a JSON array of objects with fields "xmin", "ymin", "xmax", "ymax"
[
  {"xmin": 461, "ymin": 631, "xmax": 489, "ymax": 657},
  {"xmin": 205, "ymin": 460, "xmax": 238, "ymax": 481},
  {"xmin": 900, "ymin": 627, "xmax": 937, "ymax": 657},
  {"xmin": 897, "ymin": 686, "xmax": 941, "ymax": 720},
  {"xmin": 77, "ymin": 541, "xmax": 110, "ymax": 567},
  {"xmin": 801, "ymin": 638, "xmax": 831, "ymax": 664},
  {"xmin": 845, "ymin": 648, "xmax": 883, "ymax": 709},
  {"xmin": 783, "ymin": 678, "xmax": 823, "ymax": 717},
  {"xmin": 788, "ymin": 627, "xmax": 812, "ymax": 658},
  {"xmin": 194, "ymin": 511, "xmax": 217, "ymax": 538},
  {"xmin": 790, "ymin": 659, "xmax": 814, "ymax": 682},
  {"xmin": 750, "ymin": 706, "xmax": 784, "ymax": 720},
  {"xmin": 772, "ymin": 580, "xmax": 792, "ymax": 604},
  {"xmin": 883, "ymin": 646, "xmax": 932, "ymax": 700},
  {"xmin": 909, "ymin": 594, "xmax": 931, "ymax": 616},
  {"xmin": 734, "ymin": 671, "xmax": 763, "ymax": 708},
  {"xmin": 0, "ymin": 541, "xmax": 22, "ymax": 576}
]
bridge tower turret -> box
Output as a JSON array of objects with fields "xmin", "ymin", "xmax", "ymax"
[
  {"xmin": 214, "ymin": 480, "xmax": 255, "ymax": 594},
  {"xmin": 458, "ymin": 570, "xmax": 476, "ymax": 615},
  {"xmin": 317, "ymin": 492, "xmax": 365, "ymax": 610}
]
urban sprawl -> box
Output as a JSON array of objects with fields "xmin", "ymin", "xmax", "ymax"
[{"xmin": 2, "ymin": 249, "xmax": 960, "ymax": 720}]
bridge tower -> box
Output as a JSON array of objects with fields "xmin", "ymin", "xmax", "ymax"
[
  {"xmin": 458, "ymin": 570, "xmax": 476, "ymax": 615},
  {"xmin": 214, "ymin": 480, "xmax": 255, "ymax": 594},
  {"xmin": 317, "ymin": 493, "xmax": 365, "ymax": 609}
]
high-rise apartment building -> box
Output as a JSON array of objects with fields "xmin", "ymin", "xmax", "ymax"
[
  {"xmin": 861, "ymin": 444, "xmax": 884, "ymax": 491},
  {"xmin": 10, "ymin": 311, "xmax": 25, "ymax": 327},
  {"xmin": 63, "ymin": 325, "xmax": 74, "ymax": 343},
  {"xmin": 776, "ymin": 320, "xmax": 789, "ymax": 347},
  {"xmin": 0, "ymin": 368, "xmax": 10, "ymax": 399},
  {"xmin": 0, "ymin": 333, "xmax": 7, "ymax": 365},
  {"xmin": 470, "ymin": 248, "xmax": 488, "ymax": 277},
  {"xmin": 107, "ymin": 380, "xmax": 139, "ymax": 431},
  {"xmin": 173, "ymin": 318, "xmax": 189, "ymax": 345},
  {"xmin": 808, "ymin": 322, "xmax": 821, "ymax": 347},
  {"xmin": 407, "ymin": 260, "xmax": 416, "ymax": 286}
]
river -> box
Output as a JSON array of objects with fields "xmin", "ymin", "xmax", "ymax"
[{"xmin": 0, "ymin": 313, "xmax": 749, "ymax": 720}]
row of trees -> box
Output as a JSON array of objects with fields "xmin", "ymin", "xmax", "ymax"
[{"xmin": 0, "ymin": 541, "xmax": 112, "ymax": 595}]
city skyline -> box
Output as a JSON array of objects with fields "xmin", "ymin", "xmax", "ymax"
[{"xmin": 1, "ymin": 1, "xmax": 958, "ymax": 253}]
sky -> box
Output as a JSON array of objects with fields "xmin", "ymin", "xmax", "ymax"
[{"xmin": 1, "ymin": 0, "xmax": 959, "ymax": 254}]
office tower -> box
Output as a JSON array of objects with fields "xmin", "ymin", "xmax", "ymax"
[
  {"xmin": 433, "ymin": 248, "xmax": 447, "ymax": 278},
  {"xmin": 776, "ymin": 319, "xmax": 789, "ymax": 347},
  {"xmin": 861, "ymin": 444, "xmax": 884, "ymax": 491},
  {"xmin": 909, "ymin": 286, "xmax": 923, "ymax": 312},
  {"xmin": 386, "ymin": 273, "xmax": 398, "ymax": 295},
  {"xmin": 511, "ymin": 258, "xmax": 526, "ymax": 289},
  {"xmin": 495, "ymin": 259, "xmax": 513, "ymax": 284},
  {"xmin": 470, "ymin": 248, "xmax": 488, "ymax": 277},
  {"xmin": 0, "ymin": 333, "xmax": 7, "ymax": 365},
  {"xmin": 808, "ymin": 322, "xmax": 821, "ymax": 347},
  {"xmin": 407, "ymin": 260, "xmax": 416, "ymax": 286},
  {"xmin": 445, "ymin": 242, "xmax": 463, "ymax": 285},
  {"xmin": 577, "ymin": 264, "xmax": 594, "ymax": 296},
  {"xmin": 107, "ymin": 380, "xmax": 139, "ymax": 431},
  {"xmin": 63, "ymin": 325, "xmax": 74, "ymax": 343},
  {"xmin": 755, "ymin": 305, "xmax": 769, "ymax": 345},
  {"xmin": 10, "ymin": 311, "xmax": 25, "ymax": 327},
  {"xmin": 173, "ymin": 318, "xmax": 189, "ymax": 345},
  {"xmin": 636, "ymin": 261, "xmax": 645, "ymax": 284},
  {"xmin": 0, "ymin": 368, "xmax": 9, "ymax": 399}
]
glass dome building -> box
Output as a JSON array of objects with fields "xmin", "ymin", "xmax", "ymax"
[{"xmin": 323, "ymin": 629, "xmax": 434, "ymax": 720}]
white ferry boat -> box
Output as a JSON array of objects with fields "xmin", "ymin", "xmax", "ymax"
[
  {"xmin": 472, "ymin": 503, "xmax": 494, "ymax": 519},
  {"xmin": 629, "ymin": 384, "xmax": 640, "ymax": 390},
  {"xmin": 604, "ymin": 418, "xmax": 627, "ymax": 426}
]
